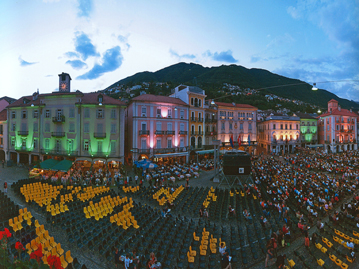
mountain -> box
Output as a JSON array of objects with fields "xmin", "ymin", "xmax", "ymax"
[{"xmin": 106, "ymin": 62, "xmax": 359, "ymax": 110}]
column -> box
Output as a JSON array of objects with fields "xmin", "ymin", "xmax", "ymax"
[
  {"xmin": 29, "ymin": 153, "xmax": 32, "ymax": 165},
  {"xmin": 17, "ymin": 153, "xmax": 20, "ymax": 163}
]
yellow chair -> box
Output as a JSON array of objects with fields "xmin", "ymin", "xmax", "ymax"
[
  {"xmin": 199, "ymin": 245, "xmax": 206, "ymax": 255},
  {"xmin": 187, "ymin": 252, "xmax": 194, "ymax": 262},
  {"xmin": 60, "ymin": 255, "xmax": 68, "ymax": 268},
  {"xmin": 315, "ymin": 243, "xmax": 322, "ymax": 249},
  {"xmin": 317, "ymin": 259, "xmax": 324, "ymax": 266},
  {"xmin": 210, "ymin": 234, "xmax": 217, "ymax": 244},
  {"xmin": 65, "ymin": 250, "xmax": 73, "ymax": 264},
  {"xmin": 335, "ymin": 259, "xmax": 342, "ymax": 266},
  {"xmin": 321, "ymin": 247, "xmax": 327, "ymax": 253},
  {"xmin": 193, "ymin": 232, "xmax": 199, "ymax": 241},
  {"xmin": 25, "ymin": 243, "xmax": 32, "ymax": 254},
  {"xmin": 341, "ymin": 262, "xmax": 348, "ymax": 269},
  {"xmin": 49, "ymin": 237, "xmax": 57, "ymax": 248},
  {"xmin": 288, "ymin": 259, "xmax": 295, "ymax": 268},
  {"xmin": 346, "ymin": 255, "xmax": 353, "ymax": 263},
  {"xmin": 189, "ymin": 246, "xmax": 196, "ymax": 256},
  {"xmin": 56, "ymin": 243, "xmax": 64, "ymax": 256},
  {"xmin": 329, "ymin": 254, "xmax": 337, "ymax": 262},
  {"xmin": 326, "ymin": 241, "xmax": 333, "ymax": 248}
]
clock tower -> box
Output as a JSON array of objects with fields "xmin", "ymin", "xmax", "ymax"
[{"xmin": 58, "ymin": 72, "xmax": 71, "ymax": 92}]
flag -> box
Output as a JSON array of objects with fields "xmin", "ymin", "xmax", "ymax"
[
  {"xmin": 238, "ymin": 135, "xmax": 241, "ymax": 147},
  {"xmin": 230, "ymin": 135, "xmax": 234, "ymax": 148},
  {"xmin": 248, "ymin": 135, "xmax": 251, "ymax": 146}
]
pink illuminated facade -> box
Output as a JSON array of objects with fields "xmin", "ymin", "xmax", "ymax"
[
  {"xmin": 318, "ymin": 99, "xmax": 358, "ymax": 152},
  {"xmin": 126, "ymin": 94, "xmax": 190, "ymax": 163}
]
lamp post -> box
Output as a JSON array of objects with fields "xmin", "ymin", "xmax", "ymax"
[{"xmin": 213, "ymin": 139, "xmax": 221, "ymax": 182}]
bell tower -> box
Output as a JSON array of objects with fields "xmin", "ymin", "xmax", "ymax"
[{"xmin": 58, "ymin": 72, "xmax": 71, "ymax": 92}]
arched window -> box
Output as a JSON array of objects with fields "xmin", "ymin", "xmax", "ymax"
[
  {"xmin": 191, "ymin": 98, "xmax": 194, "ymax": 105},
  {"xmin": 199, "ymin": 99, "xmax": 202, "ymax": 107}
]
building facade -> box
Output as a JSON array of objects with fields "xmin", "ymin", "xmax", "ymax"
[
  {"xmin": 296, "ymin": 112, "xmax": 318, "ymax": 147},
  {"xmin": 126, "ymin": 94, "xmax": 189, "ymax": 163},
  {"xmin": 317, "ymin": 99, "xmax": 358, "ymax": 152},
  {"xmin": 6, "ymin": 73, "xmax": 126, "ymax": 164},
  {"xmin": 257, "ymin": 113, "xmax": 300, "ymax": 154},
  {"xmin": 170, "ymin": 85, "xmax": 206, "ymax": 149},
  {"xmin": 215, "ymin": 102, "xmax": 258, "ymax": 153},
  {"xmin": 0, "ymin": 109, "xmax": 7, "ymax": 162},
  {"xmin": 204, "ymin": 101, "xmax": 218, "ymax": 146}
]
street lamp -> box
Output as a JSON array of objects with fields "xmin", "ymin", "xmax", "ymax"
[{"xmin": 312, "ymin": 83, "xmax": 318, "ymax": 91}]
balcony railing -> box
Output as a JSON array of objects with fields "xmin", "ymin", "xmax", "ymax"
[
  {"xmin": 179, "ymin": 131, "xmax": 188, "ymax": 135},
  {"xmin": 205, "ymin": 118, "xmax": 217, "ymax": 123},
  {"xmin": 154, "ymin": 148, "xmax": 176, "ymax": 154},
  {"xmin": 198, "ymin": 131, "xmax": 203, "ymax": 136},
  {"xmin": 40, "ymin": 149, "xmax": 78, "ymax": 156},
  {"xmin": 155, "ymin": 130, "xmax": 165, "ymax": 135},
  {"xmin": 139, "ymin": 130, "xmax": 150, "ymax": 135},
  {"xmin": 94, "ymin": 132, "xmax": 106, "ymax": 139},
  {"xmin": 51, "ymin": 132, "xmax": 65, "ymax": 137},
  {"xmin": 166, "ymin": 130, "xmax": 175, "ymax": 135},
  {"xmin": 205, "ymin": 131, "xmax": 217, "ymax": 136},
  {"xmin": 15, "ymin": 146, "xmax": 31, "ymax": 152},
  {"xmin": 52, "ymin": 116, "xmax": 65, "ymax": 123},
  {"xmin": 138, "ymin": 149, "xmax": 150, "ymax": 154},
  {"xmin": 190, "ymin": 117, "xmax": 197, "ymax": 122},
  {"xmin": 90, "ymin": 152, "xmax": 110, "ymax": 158},
  {"xmin": 197, "ymin": 118, "xmax": 204, "ymax": 123},
  {"xmin": 18, "ymin": 131, "xmax": 29, "ymax": 136}
]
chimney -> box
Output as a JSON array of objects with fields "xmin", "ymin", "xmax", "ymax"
[{"xmin": 338, "ymin": 106, "xmax": 341, "ymax": 111}]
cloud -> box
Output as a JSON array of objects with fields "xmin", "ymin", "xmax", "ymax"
[
  {"xmin": 169, "ymin": 49, "xmax": 196, "ymax": 60},
  {"xmin": 45, "ymin": 75, "xmax": 53, "ymax": 77},
  {"xmin": 64, "ymin": 51, "xmax": 80, "ymax": 58},
  {"xmin": 117, "ymin": 34, "xmax": 130, "ymax": 50},
  {"xmin": 73, "ymin": 31, "xmax": 99, "ymax": 60},
  {"xmin": 66, "ymin": 60, "xmax": 87, "ymax": 70},
  {"xmin": 18, "ymin": 56, "xmax": 38, "ymax": 66},
  {"xmin": 204, "ymin": 50, "xmax": 238, "ymax": 63},
  {"xmin": 77, "ymin": 46, "xmax": 123, "ymax": 80},
  {"xmin": 77, "ymin": 0, "xmax": 93, "ymax": 18}
]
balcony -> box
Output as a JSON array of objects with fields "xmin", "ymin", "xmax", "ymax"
[
  {"xmin": 138, "ymin": 149, "xmax": 150, "ymax": 154},
  {"xmin": 166, "ymin": 130, "xmax": 175, "ymax": 135},
  {"xmin": 197, "ymin": 118, "xmax": 204, "ymax": 123},
  {"xmin": 52, "ymin": 116, "xmax": 65, "ymax": 123},
  {"xmin": 190, "ymin": 117, "xmax": 197, "ymax": 122},
  {"xmin": 15, "ymin": 146, "xmax": 31, "ymax": 152},
  {"xmin": 90, "ymin": 152, "xmax": 109, "ymax": 158},
  {"xmin": 198, "ymin": 131, "xmax": 203, "ymax": 136},
  {"xmin": 205, "ymin": 131, "xmax": 217, "ymax": 136},
  {"xmin": 154, "ymin": 148, "xmax": 176, "ymax": 154},
  {"xmin": 190, "ymin": 131, "xmax": 197, "ymax": 136},
  {"xmin": 17, "ymin": 131, "xmax": 29, "ymax": 136},
  {"xmin": 94, "ymin": 132, "xmax": 106, "ymax": 139},
  {"xmin": 40, "ymin": 149, "xmax": 78, "ymax": 156},
  {"xmin": 179, "ymin": 131, "xmax": 188, "ymax": 135},
  {"xmin": 155, "ymin": 130, "xmax": 165, "ymax": 135},
  {"xmin": 51, "ymin": 132, "xmax": 65, "ymax": 137},
  {"xmin": 139, "ymin": 130, "xmax": 150, "ymax": 136}
]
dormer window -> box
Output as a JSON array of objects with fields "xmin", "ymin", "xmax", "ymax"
[{"xmin": 98, "ymin": 94, "xmax": 103, "ymax": 103}]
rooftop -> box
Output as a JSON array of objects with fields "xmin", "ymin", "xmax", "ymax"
[{"xmin": 132, "ymin": 94, "xmax": 188, "ymax": 106}]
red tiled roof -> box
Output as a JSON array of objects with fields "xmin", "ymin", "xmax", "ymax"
[
  {"xmin": 7, "ymin": 96, "xmax": 42, "ymax": 108},
  {"xmin": 319, "ymin": 108, "xmax": 358, "ymax": 118},
  {"xmin": 132, "ymin": 94, "xmax": 188, "ymax": 106},
  {"xmin": 215, "ymin": 101, "xmax": 257, "ymax": 109},
  {"xmin": 79, "ymin": 92, "xmax": 126, "ymax": 106},
  {"xmin": 328, "ymin": 99, "xmax": 338, "ymax": 103},
  {"xmin": 0, "ymin": 109, "xmax": 7, "ymax": 121}
]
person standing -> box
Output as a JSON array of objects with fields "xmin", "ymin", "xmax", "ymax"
[
  {"xmin": 276, "ymin": 254, "xmax": 286, "ymax": 269},
  {"xmin": 1, "ymin": 159, "xmax": 4, "ymax": 168},
  {"xmin": 114, "ymin": 248, "xmax": 120, "ymax": 268},
  {"xmin": 135, "ymin": 175, "xmax": 138, "ymax": 185},
  {"xmin": 265, "ymin": 245, "xmax": 274, "ymax": 268},
  {"xmin": 4, "ymin": 182, "xmax": 7, "ymax": 193}
]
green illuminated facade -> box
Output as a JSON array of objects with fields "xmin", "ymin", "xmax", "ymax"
[
  {"xmin": 297, "ymin": 112, "xmax": 318, "ymax": 146},
  {"xmin": 6, "ymin": 73, "xmax": 126, "ymax": 164}
]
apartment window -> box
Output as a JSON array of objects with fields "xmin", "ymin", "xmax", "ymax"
[
  {"xmin": 228, "ymin": 112, "xmax": 233, "ymax": 119},
  {"xmin": 45, "ymin": 139, "xmax": 49, "ymax": 149},
  {"xmin": 198, "ymin": 112, "xmax": 202, "ymax": 121},
  {"xmin": 33, "ymin": 110, "xmax": 38, "ymax": 118},
  {"xmin": 84, "ymin": 123, "xmax": 89, "ymax": 133},
  {"xmin": 191, "ymin": 112, "xmax": 195, "ymax": 119},
  {"xmin": 11, "ymin": 137, "xmax": 15, "ymax": 146},
  {"xmin": 111, "ymin": 109, "xmax": 116, "ymax": 119},
  {"xmin": 21, "ymin": 110, "xmax": 27, "ymax": 119},
  {"xmin": 327, "ymin": 119, "xmax": 329, "ymax": 124},
  {"xmin": 96, "ymin": 109, "xmax": 104, "ymax": 118},
  {"xmin": 327, "ymin": 135, "xmax": 330, "ymax": 142},
  {"xmin": 156, "ymin": 139, "xmax": 161, "ymax": 149},
  {"xmin": 180, "ymin": 110, "xmax": 184, "ymax": 119},
  {"xmin": 156, "ymin": 108, "xmax": 161, "ymax": 117},
  {"xmin": 220, "ymin": 111, "xmax": 226, "ymax": 117},
  {"xmin": 111, "ymin": 124, "xmax": 116, "ymax": 134},
  {"xmin": 273, "ymin": 124, "xmax": 276, "ymax": 130},
  {"xmin": 84, "ymin": 141, "xmax": 89, "ymax": 151},
  {"xmin": 45, "ymin": 110, "xmax": 50, "ymax": 118},
  {"xmin": 141, "ymin": 107, "xmax": 147, "ymax": 116},
  {"xmin": 111, "ymin": 141, "xmax": 116, "ymax": 153},
  {"xmin": 33, "ymin": 139, "xmax": 38, "ymax": 149},
  {"xmin": 290, "ymin": 124, "xmax": 292, "ymax": 130},
  {"xmin": 180, "ymin": 138, "xmax": 184, "ymax": 148},
  {"xmin": 168, "ymin": 109, "xmax": 172, "ymax": 118},
  {"xmin": 296, "ymin": 124, "xmax": 298, "ymax": 130},
  {"xmin": 167, "ymin": 139, "xmax": 172, "ymax": 148},
  {"xmin": 156, "ymin": 122, "xmax": 161, "ymax": 131},
  {"xmin": 141, "ymin": 139, "xmax": 147, "ymax": 149},
  {"xmin": 285, "ymin": 124, "xmax": 287, "ymax": 130},
  {"xmin": 248, "ymin": 123, "xmax": 252, "ymax": 130},
  {"xmin": 45, "ymin": 123, "xmax": 50, "ymax": 132},
  {"xmin": 0, "ymin": 125, "xmax": 2, "ymax": 135},
  {"xmin": 240, "ymin": 123, "xmax": 243, "ymax": 130},
  {"xmin": 0, "ymin": 138, "xmax": 2, "ymax": 146},
  {"xmin": 221, "ymin": 122, "xmax": 225, "ymax": 130},
  {"xmin": 180, "ymin": 123, "xmax": 184, "ymax": 131},
  {"xmin": 69, "ymin": 122, "xmax": 75, "ymax": 132},
  {"xmin": 33, "ymin": 122, "xmax": 38, "ymax": 132},
  {"xmin": 191, "ymin": 98, "xmax": 194, "ymax": 105},
  {"xmin": 229, "ymin": 123, "xmax": 233, "ymax": 130},
  {"xmin": 141, "ymin": 123, "xmax": 147, "ymax": 131},
  {"xmin": 327, "ymin": 125, "xmax": 330, "ymax": 131},
  {"xmin": 167, "ymin": 123, "xmax": 172, "ymax": 131},
  {"xmin": 336, "ymin": 125, "xmax": 339, "ymax": 130},
  {"xmin": 280, "ymin": 124, "xmax": 283, "ymax": 130},
  {"xmin": 12, "ymin": 124, "xmax": 16, "ymax": 132},
  {"xmin": 97, "ymin": 141, "xmax": 102, "ymax": 152},
  {"xmin": 69, "ymin": 108, "xmax": 75, "ymax": 118},
  {"xmin": 84, "ymin": 108, "xmax": 90, "ymax": 118},
  {"xmin": 98, "ymin": 95, "xmax": 103, "ymax": 103},
  {"xmin": 11, "ymin": 111, "xmax": 16, "ymax": 119}
]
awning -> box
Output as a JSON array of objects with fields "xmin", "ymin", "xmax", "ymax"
[
  {"xmin": 154, "ymin": 152, "xmax": 188, "ymax": 158},
  {"xmin": 306, "ymin": 144, "xmax": 324, "ymax": 148},
  {"xmin": 51, "ymin": 159, "xmax": 73, "ymax": 172},
  {"xmin": 40, "ymin": 159, "xmax": 59, "ymax": 170},
  {"xmin": 196, "ymin": 150, "xmax": 214, "ymax": 155},
  {"xmin": 75, "ymin": 157, "xmax": 92, "ymax": 162}
]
